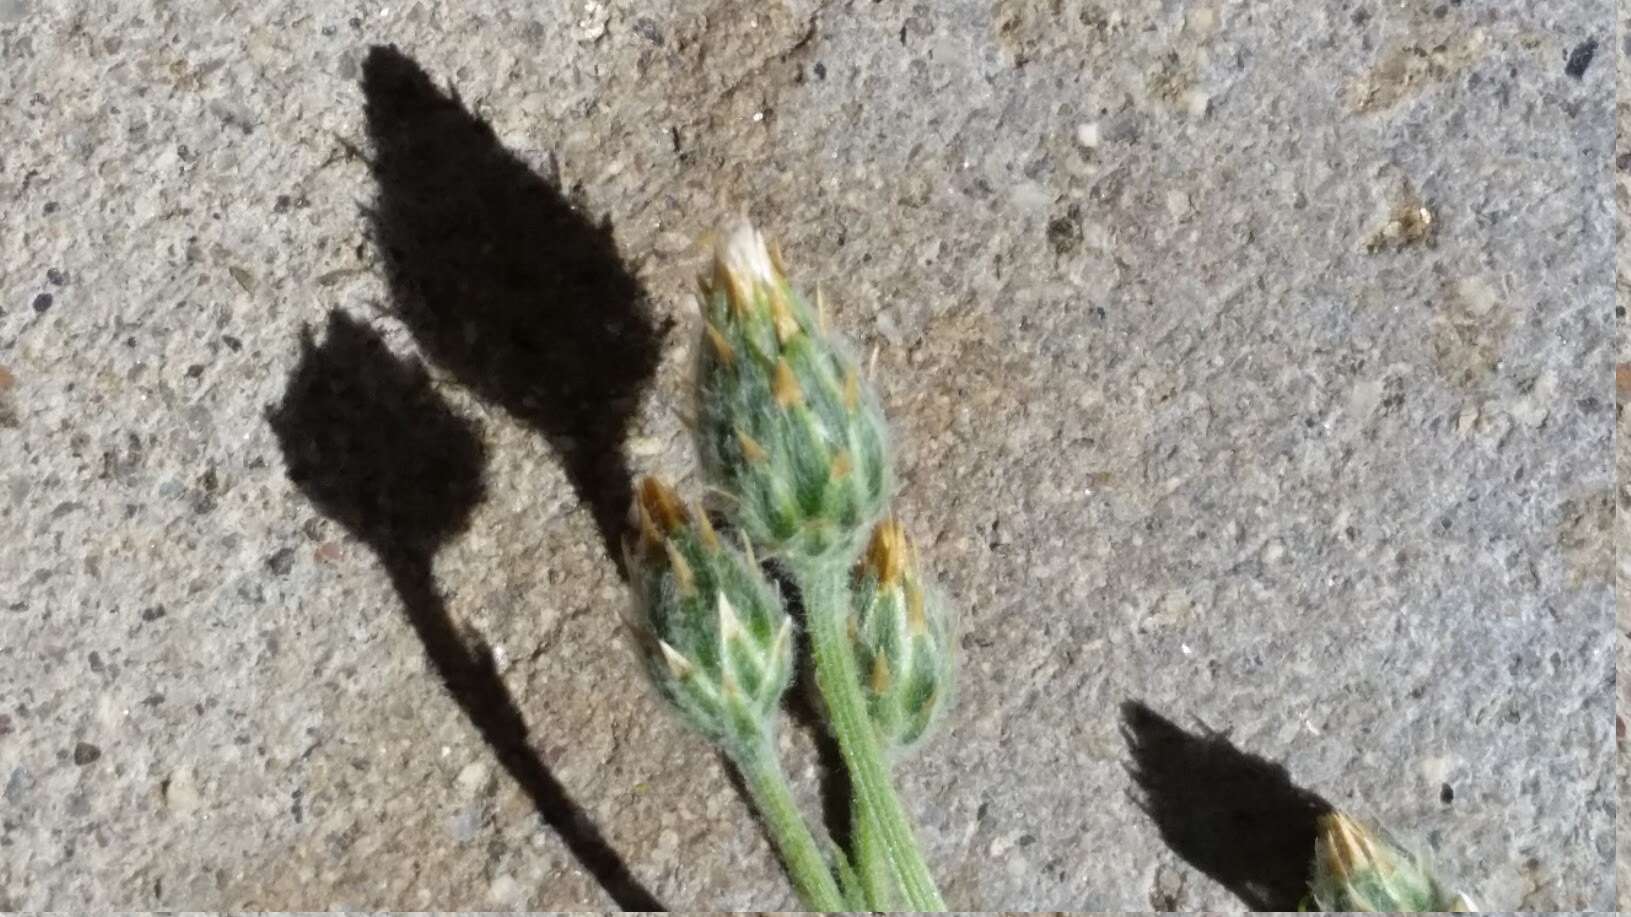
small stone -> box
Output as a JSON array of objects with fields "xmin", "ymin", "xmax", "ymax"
[
  {"xmin": 627, "ymin": 435, "xmax": 663, "ymax": 457},
  {"xmin": 1165, "ymin": 189, "xmax": 1192, "ymax": 220},
  {"xmin": 456, "ymin": 761, "xmax": 492, "ymax": 797},
  {"xmin": 162, "ymin": 766, "xmax": 201, "ymax": 814},
  {"xmin": 31, "ymin": 292, "xmax": 52, "ymax": 313},
  {"xmin": 448, "ymin": 804, "xmax": 486, "ymax": 842},
  {"xmin": 3, "ymin": 767, "xmax": 29, "ymax": 803},
  {"xmin": 1563, "ymin": 38, "xmax": 1597, "ymax": 79},
  {"xmin": 631, "ymin": 17, "xmax": 663, "ymax": 45},
  {"xmin": 489, "ymin": 873, "xmax": 521, "ymax": 903},
  {"xmin": 73, "ymin": 741, "xmax": 102, "ymax": 765},
  {"xmin": 266, "ymin": 547, "xmax": 297, "ymax": 576},
  {"xmin": 46, "ymin": 268, "xmax": 66, "ymax": 285}
]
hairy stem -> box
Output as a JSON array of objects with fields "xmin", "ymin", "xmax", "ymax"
[
  {"xmin": 853, "ymin": 793, "xmax": 893, "ymax": 909},
  {"xmin": 735, "ymin": 735, "xmax": 847, "ymax": 911},
  {"xmin": 800, "ymin": 561, "xmax": 945, "ymax": 911}
]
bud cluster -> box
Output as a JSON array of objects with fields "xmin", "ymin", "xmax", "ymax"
[
  {"xmin": 850, "ymin": 519, "xmax": 954, "ymax": 751},
  {"xmin": 623, "ymin": 477, "xmax": 795, "ymax": 752},
  {"xmin": 692, "ymin": 223, "xmax": 892, "ymax": 562}
]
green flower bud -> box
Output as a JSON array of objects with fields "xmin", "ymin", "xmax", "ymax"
[
  {"xmin": 623, "ymin": 477, "xmax": 796, "ymax": 752},
  {"xmin": 1307, "ymin": 811, "xmax": 1476, "ymax": 912},
  {"xmin": 693, "ymin": 221, "xmax": 892, "ymax": 562},
  {"xmin": 850, "ymin": 518, "xmax": 953, "ymax": 751}
]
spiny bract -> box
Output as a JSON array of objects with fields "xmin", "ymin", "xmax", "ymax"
[
  {"xmin": 850, "ymin": 518, "xmax": 954, "ymax": 751},
  {"xmin": 623, "ymin": 477, "xmax": 795, "ymax": 752},
  {"xmin": 693, "ymin": 221, "xmax": 891, "ymax": 563},
  {"xmin": 1308, "ymin": 811, "xmax": 1476, "ymax": 912}
]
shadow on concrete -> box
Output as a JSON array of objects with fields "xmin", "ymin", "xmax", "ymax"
[
  {"xmin": 1120, "ymin": 700, "xmax": 1330, "ymax": 911},
  {"xmin": 361, "ymin": 43, "xmax": 666, "ymax": 573},
  {"xmin": 268, "ymin": 42, "xmax": 671, "ymax": 906},
  {"xmin": 268, "ymin": 313, "xmax": 662, "ymax": 910}
]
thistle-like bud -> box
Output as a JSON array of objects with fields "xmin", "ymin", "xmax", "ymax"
[
  {"xmin": 623, "ymin": 477, "xmax": 796, "ymax": 753},
  {"xmin": 850, "ymin": 519, "xmax": 953, "ymax": 751},
  {"xmin": 1308, "ymin": 811, "xmax": 1476, "ymax": 912},
  {"xmin": 693, "ymin": 221, "xmax": 891, "ymax": 562}
]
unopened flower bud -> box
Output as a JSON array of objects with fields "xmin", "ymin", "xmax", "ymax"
[
  {"xmin": 693, "ymin": 221, "xmax": 891, "ymax": 562},
  {"xmin": 623, "ymin": 477, "xmax": 795, "ymax": 752},
  {"xmin": 1308, "ymin": 810, "xmax": 1476, "ymax": 912},
  {"xmin": 850, "ymin": 519, "xmax": 953, "ymax": 751}
]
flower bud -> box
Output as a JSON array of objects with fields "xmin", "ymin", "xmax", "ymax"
[
  {"xmin": 850, "ymin": 519, "xmax": 953, "ymax": 751},
  {"xmin": 623, "ymin": 477, "xmax": 795, "ymax": 752},
  {"xmin": 1308, "ymin": 811, "xmax": 1476, "ymax": 912},
  {"xmin": 693, "ymin": 221, "xmax": 891, "ymax": 562}
]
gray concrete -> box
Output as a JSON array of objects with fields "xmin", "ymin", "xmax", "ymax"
[{"xmin": 0, "ymin": 0, "xmax": 1616, "ymax": 910}]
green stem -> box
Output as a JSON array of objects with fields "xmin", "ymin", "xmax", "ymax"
[
  {"xmin": 735, "ymin": 735, "xmax": 846, "ymax": 912},
  {"xmin": 853, "ymin": 793, "xmax": 893, "ymax": 909},
  {"xmin": 800, "ymin": 561, "xmax": 946, "ymax": 911}
]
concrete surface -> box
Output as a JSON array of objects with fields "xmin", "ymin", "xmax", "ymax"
[
  {"xmin": 0, "ymin": 0, "xmax": 1616, "ymax": 910},
  {"xmin": 1617, "ymin": 1, "xmax": 1629, "ymax": 912}
]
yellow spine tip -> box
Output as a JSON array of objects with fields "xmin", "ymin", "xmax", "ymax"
[
  {"xmin": 772, "ymin": 359, "xmax": 803, "ymax": 407},
  {"xmin": 665, "ymin": 542, "xmax": 696, "ymax": 595},
  {"xmin": 735, "ymin": 428, "xmax": 769, "ymax": 463},
  {"xmin": 870, "ymin": 655, "xmax": 892, "ymax": 693},
  {"xmin": 829, "ymin": 449, "xmax": 854, "ymax": 481},
  {"xmin": 768, "ymin": 238, "xmax": 787, "ymax": 276},
  {"xmin": 841, "ymin": 369, "xmax": 861, "ymax": 412},
  {"xmin": 695, "ymin": 508, "xmax": 720, "ymax": 550},
  {"xmin": 906, "ymin": 580, "xmax": 928, "ymax": 635},
  {"xmin": 770, "ymin": 287, "xmax": 801, "ymax": 344},
  {"xmin": 704, "ymin": 322, "xmax": 735, "ymax": 366}
]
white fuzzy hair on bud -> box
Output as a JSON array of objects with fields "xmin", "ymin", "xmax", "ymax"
[{"xmin": 716, "ymin": 219, "xmax": 778, "ymax": 286}]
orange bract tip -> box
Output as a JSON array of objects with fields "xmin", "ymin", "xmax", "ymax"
[
  {"xmin": 864, "ymin": 518, "xmax": 910, "ymax": 587},
  {"xmin": 637, "ymin": 477, "xmax": 690, "ymax": 534},
  {"xmin": 665, "ymin": 541, "xmax": 696, "ymax": 595},
  {"xmin": 1318, "ymin": 812, "xmax": 1381, "ymax": 881}
]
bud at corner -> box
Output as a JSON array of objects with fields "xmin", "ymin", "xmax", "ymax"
[
  {"xmin": 692, "ymin": 221, "xmax": 892, "ymax": 562},
  {"xmin": 850, "ymin": 518, "xmax": 954, "ymax": 751},
  {"xmin": 623, "ymin": 477, "xmax": 796, "ymax": 753},
  {"xmin": 1308, "ymin": 810, "xmax": 1476, "ymax": 912}
]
